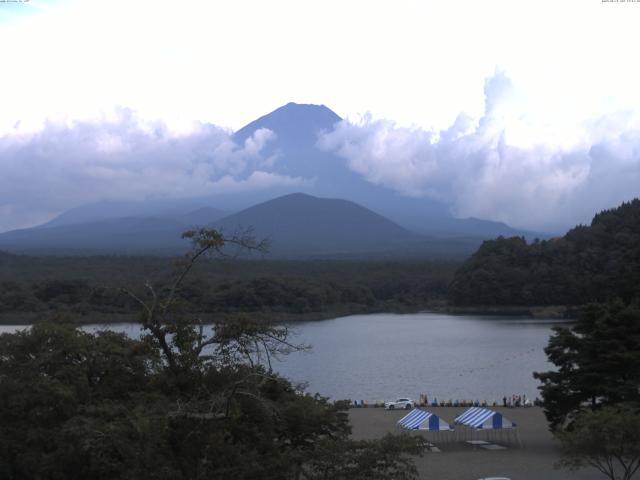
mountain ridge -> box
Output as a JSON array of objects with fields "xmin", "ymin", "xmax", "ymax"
[
  {"xmin": 10, "ymin": 101, "xmax": 546, "ymax": 248},
  {"xmin": 213, "ymin": 192, "xmax": 420, "ymax": 257},
  {"xmin": 0, "ymin": 193, "xmax": 485, "ymax": 258}
]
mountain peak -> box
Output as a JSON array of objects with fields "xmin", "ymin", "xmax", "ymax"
[
  {"xmin": 280, "ymin": 102, "xmax": 335, "ymax": 113},
  {"xmin": 234, "ymin": 102, "xmax": 342, "ymax": 146},
  {"xmin": 213, "ymin": 193, "xmax": 420, "ymax": 258}
]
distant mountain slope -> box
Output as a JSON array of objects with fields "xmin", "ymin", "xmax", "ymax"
[
  {"xmin": 0, "ymin": 193, "xmax": 481, "ymax": 258},
  {"xmin": 20, "ymin": 102, "xmax": 544, "ymax": 243},
  {"xmin": 176, "ymin": 207, "xmax": 227, "ymax": 227},
  {"xmin": 0, "ymin": 217, "xmax": 189, "ymax": 254},
  {"xmin": 0, "ymin": 207, "xmax": 226, "ymax": 255},
  {"xmin": 39, "ymin": 198, "xmax": 224, "ymax": 229},
  {"xmin": 419, "ymin": 216, "xmax": 541, "ymax": 239},
  {"xmin": 213, "ymin": 193, "xmax": 422, "ymax": 257},
  {"xmin": 449, "ymin": 199, "xmax": 640, "ymax": 305}
]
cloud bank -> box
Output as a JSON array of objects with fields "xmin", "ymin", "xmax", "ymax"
[
  {"xmin": 2, "ymin": 71, "xmax": 638, "ymax": 235},
  {"xmin": 0, "ymin": 109, "xmax": 306, "ymax": 232},
  {"xmin": 318, "ymin": 72, "xmax": 640, "ymax": 233}
]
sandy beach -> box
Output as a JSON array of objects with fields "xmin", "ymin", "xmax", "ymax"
[{"xmin": 349, "ymin": 407, "xmax": 603, "ymax": 480}]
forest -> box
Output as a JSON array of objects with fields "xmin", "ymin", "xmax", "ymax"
[
  {"xmin": 3, "ymin": 199, "xmax": 640, "ymax": 325},
  {"xmin": 449, "ymin": 199, "xmax": 640, "ymax": 306},
  {"xmin": 0, "ymin": 253, "xmax": 457, "ymax": 324}
]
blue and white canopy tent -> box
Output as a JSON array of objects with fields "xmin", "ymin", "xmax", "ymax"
[
  {"xmin": 397, "ymin": 408, "xmax": 453, "ymax": 443},
  {"xmin": 398, "ymin": 408, "xmax": 453, "ymax": 431},
  {"xmin": 453, "ymin": 407, "xmax": 520, "ymax": 446},
  {"xmin": 454, "ymin": 407, "xmax": 516, "ymax": 429}
]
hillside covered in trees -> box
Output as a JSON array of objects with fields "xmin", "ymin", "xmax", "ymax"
[{"xmin": 449, "ymin": 199, "xmax": 640, "ymax": 306}]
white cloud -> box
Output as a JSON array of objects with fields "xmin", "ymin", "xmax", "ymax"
[
  {"xmin": 2, "ymin": 0, "xmax": 640, "ymax": 236},
  {"xmin": 0, "ymin": 109, "xmax": 305, "ymax": 232},
  {"xmin": 318, "ymin": 116, "xmax": 440, "ymax": 198},
  {"xmin": 318, "ymin": 72, "xmax": 640, "ymax": 233},
  {"xmin": 208, "ymin": 171, "xmax": 309, "ymax": 194}
]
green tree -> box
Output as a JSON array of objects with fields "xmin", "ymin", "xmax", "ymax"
[
  {"xmin": 533, "ymin": 301, "xmax": 640, "ymax": 431},
  {"xmin": 0, "ymin": 323, "xmax": 165, "ymax": 480},
  {"xmin": 0, "ymin": 228, "xmax": 425, "ymax": 480},
  {"xmin": 557, "ymin": 405, "xmax": 640, "ymax": 480},
  {"xmin": 449, "ymin": 199, "xmax": 640, "ymax": 307}
]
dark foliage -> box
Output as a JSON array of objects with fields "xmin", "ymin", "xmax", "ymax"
[
  {"xmin": 0, "ymin": 255, "xmax": 456, "ymax": 323},
  {"xmin": 556, "ymin": 404, "xmax": 640, "ymax": 480},
  {"xmin": 0, "ymin": 228, "xmax": 425, "ymax": 479},
  {"xmin": 0, "ymin": 323, "xmax": 389, "ymax": 480},
  {"xmin": 449, "ymin": 199, "xmax": 640, "ymax": 306},
  {"xmin": 534, "ymin": 300, "xmax": 640, "ymax": 431}
]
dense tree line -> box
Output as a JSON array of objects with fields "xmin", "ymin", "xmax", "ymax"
[
  {"xmin": 449, "ymin": 199, "xmax": 640, "ymax": 306},
  {"xmin": 0, "ymin": 255, "xmax": 457, "ymax": 323},
  {"xmin": 534, "ymin": 300, "xmax": 640, "ymax": 430},
  {"xmin": 534, "ymin": 300, "xmax": 640, "ymax": 479}
]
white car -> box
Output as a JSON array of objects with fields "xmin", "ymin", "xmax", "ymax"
[{"xmin": 384, "ymin": 398, "xmax": 415, "ymax": 410}]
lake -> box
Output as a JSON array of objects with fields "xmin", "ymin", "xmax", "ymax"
[{"xmin": 0, "ymin": 312, "xmax": 566, "ymax": 403}]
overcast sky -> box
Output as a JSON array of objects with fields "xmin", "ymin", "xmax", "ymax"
[{"xmin": 1, "ymin": 0, "xmax": 639, "ymax": 232}]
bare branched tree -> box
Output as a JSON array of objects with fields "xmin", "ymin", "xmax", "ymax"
[
  {"xmin": 118, "ymin": 227, "xmax": 313, "ymax": 421},
  {"xmin": 120, "ymin": 227, "xmax": 306, "ymax": 374}
]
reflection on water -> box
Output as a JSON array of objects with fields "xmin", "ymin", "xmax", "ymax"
[{"xmin": 0, "ymin": 313, "xmax": 565, "ymax": 403}]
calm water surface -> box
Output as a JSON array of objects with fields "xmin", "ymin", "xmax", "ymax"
[{"xmin": 0, "ymin": 313, "xmax": 566, "ymax": 403}]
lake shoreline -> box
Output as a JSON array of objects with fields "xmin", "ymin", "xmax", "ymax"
[
  {"xmin": 0, "ymin": 309, "xmax": 365, "ymax": 326},
  {"xmin": 428, "ymin": 304, "xmax": 582, "ymax": 319},
  {"xmin": 0, "ymin": 303, "xmax": 580, "ymax": 326}
]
